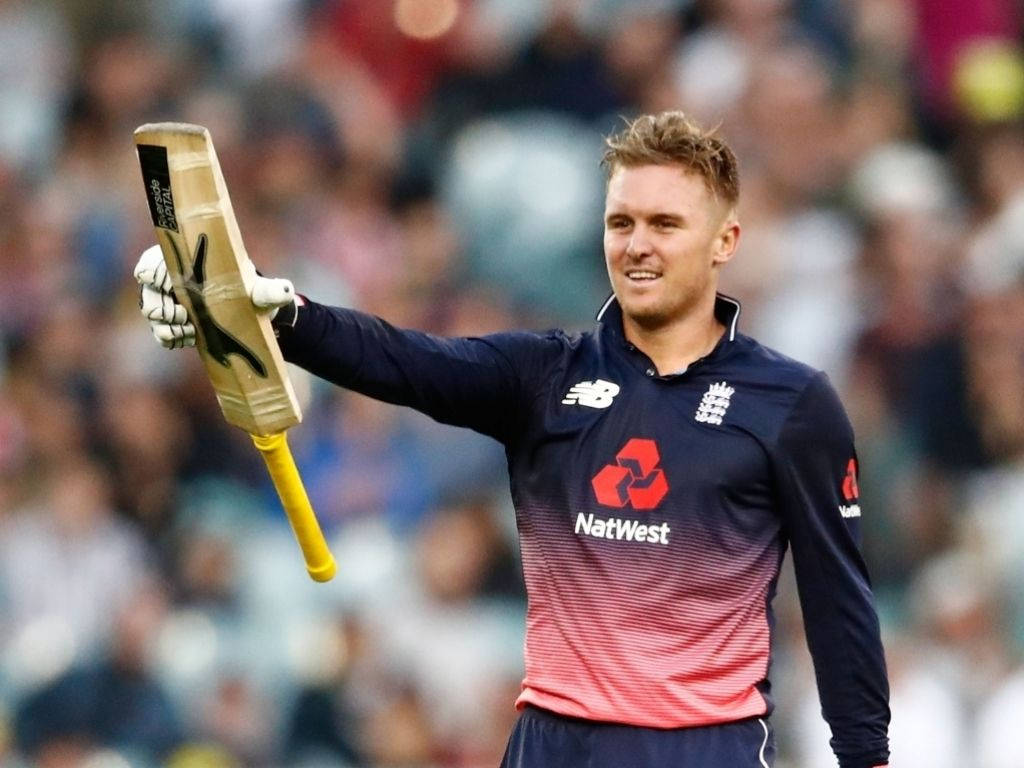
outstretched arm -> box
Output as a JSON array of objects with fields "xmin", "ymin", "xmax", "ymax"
[
  {"xmin": 275, "ymin": 298, "xmax": 560, "ymax": 443},
  {"xmin": 135, "ymin": 245, "xmax": 562, "ymax": 443}
]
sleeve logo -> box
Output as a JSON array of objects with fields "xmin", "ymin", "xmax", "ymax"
[
  {"xmin": 839, "ymin": 458, "xmax": 861, "ymax": 518},
  {"xmin": 562, "ymin": 379, "xmax": 620, "ymax": 408}
]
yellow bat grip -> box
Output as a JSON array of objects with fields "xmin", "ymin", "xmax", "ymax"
[{"xmin": 251, "ymin": 432, "xmax": 337, "ymax": 582}]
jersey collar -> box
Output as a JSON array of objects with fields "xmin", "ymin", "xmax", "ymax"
[{"xmin": 595, "ymin": 293, "xmax": 742, "ymax": 342}]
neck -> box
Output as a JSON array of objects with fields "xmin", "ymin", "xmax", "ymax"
[{"xmin": 622, "ymin": 294, "xmax": 725, "ymax": 375}]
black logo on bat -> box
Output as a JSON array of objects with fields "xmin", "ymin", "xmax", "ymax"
[{"xmin": 166, "ymin": 233, "xmax": 268, "ymax": 378}]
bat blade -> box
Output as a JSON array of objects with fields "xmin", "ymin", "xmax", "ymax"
[{"xmin": 134, "ymin": 123, "xmax": 299, "ymax": 436}]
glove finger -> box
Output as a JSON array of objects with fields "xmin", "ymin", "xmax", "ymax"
[
  {"xmin": 170, "ymin": 330, "xmax": 197, "ymax": 349},
  {"xmin": 133, "ymin": 245, "xmax": 162, "ymax": 281},
  {"xmin": 152, "ymin": 321, "xmax": 196, "ymax": 347},
  {"xmin": 139, "ymin": 284, "xmax": 163, "ymax": 318},
  {"xmin": 160, "ymin": 334, "xmax": 196, "ymax": 350},
  {"xmin": 134, "ymin": 245, "xmax": 173, "ymax": 292},
  {"xmin": 141, "ymin": 285, "xmax": 189, "ymax": 324},
  {"xmin": 153, "ymin": 258, "xmax": 172, "ymax": 294},
  {"xmin": 251, "ymin": 277, "xmax": 295, "ymax": 310},
  {"xmin": 134, "ymin": 244, "xmax": 164, "ymax": 284},
  {"xmin": 161, "ymin": 332, "xmax": 193, "ymax": 350}
]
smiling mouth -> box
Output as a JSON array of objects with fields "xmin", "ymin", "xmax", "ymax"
[{"xmin": 625, "ymin": 270, "xmax": 661, "ymax": 282}]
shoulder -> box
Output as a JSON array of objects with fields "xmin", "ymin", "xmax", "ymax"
[
  {"xmin": 716, "ymin": 334, "xmax": 846, "ymax": 442},
  {"xmin": 730, "ymin": 333, "xmax": 822, "ymax": 391}
]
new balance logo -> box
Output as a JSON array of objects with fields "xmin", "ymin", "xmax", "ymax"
[
  {"xmin": 695, "ymin": 381, "xmax": 734, "ymax": 425},
  {"xmin": 562, "ymin": 379, "xmax": 620, "ymax": 408}
]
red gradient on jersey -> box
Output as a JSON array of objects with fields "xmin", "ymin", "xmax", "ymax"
[
  {"xmin": 591, "ymin": 438, "xmax": 670, "ymax": 510},
  {"xmin": 514, "ymin": 498, "xmax": 779, "ymax": 728}
]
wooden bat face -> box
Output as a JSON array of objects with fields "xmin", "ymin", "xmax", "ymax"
[{"xmin": 135, "ymin": 124, "xmax": 301, "ymax": 436}]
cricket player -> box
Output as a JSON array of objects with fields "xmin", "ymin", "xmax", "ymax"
[{"xmin": 136, "ymin": 111, "xmax": 890, "ymax": 767}]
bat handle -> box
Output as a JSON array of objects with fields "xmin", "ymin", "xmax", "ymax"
[{"xmin": 251, "ymin": 432, "xmax": 337, "ymax": 582}]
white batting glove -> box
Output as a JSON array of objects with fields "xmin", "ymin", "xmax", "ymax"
[
  {"xmin": 133, "ymin": 245, "xmax": 297, "ymax": 350},
  {"xmin": 250, "ymin": 274, "xmax": 297, "ymax": 314},
  {"xmin": 135, "ymin": 245, "xmax": 196, "ymax": 349}
]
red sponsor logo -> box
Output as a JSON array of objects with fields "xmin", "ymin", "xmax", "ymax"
[
  {"xmin": 842, "ymin": 458, "xmax": 859, "ymax": 502},
  {"xmin": 591, "ymin": 438, "xmax": 669, "ymax": 510}
]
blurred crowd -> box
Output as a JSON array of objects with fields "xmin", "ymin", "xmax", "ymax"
[{"xmin": 0, "ymin": 0, "xmax": 1022, "ymax": 766}]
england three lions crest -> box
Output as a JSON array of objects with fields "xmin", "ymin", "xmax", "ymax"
[{"xmin": 695, "ymin": 381, "xmax": 734, "ymax": 425}]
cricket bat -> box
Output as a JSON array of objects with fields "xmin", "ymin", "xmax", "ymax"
[{"xmin": 134, "ymin": 122, "xmax": 336, "ymax": 583}]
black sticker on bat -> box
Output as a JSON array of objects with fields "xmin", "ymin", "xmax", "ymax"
[
  {"xmin": 138, "ymin": 144, "xmax": 179, "ymax": 232},
  {"xmin": 167, "ymin": 233, "xmax": 268, "ymax": 378}
]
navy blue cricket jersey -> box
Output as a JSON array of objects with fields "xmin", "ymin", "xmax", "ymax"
[{"xmin": 276, "ymin": 293, "xmax": 891, "ymax": 768}]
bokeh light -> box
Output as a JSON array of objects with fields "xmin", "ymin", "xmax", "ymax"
[{"xmin": 394, "ymin": 0, "xmax": 460, "ymax": 40}]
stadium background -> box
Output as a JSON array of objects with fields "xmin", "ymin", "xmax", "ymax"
[{"xmin": 1, "ymin": 0, "xmax": 1023, "ymax": 766}]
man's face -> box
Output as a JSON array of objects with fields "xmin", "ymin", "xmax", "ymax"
[{"xmin": 603, "ymin": 164, "xmax": 738, "ymax": 331}]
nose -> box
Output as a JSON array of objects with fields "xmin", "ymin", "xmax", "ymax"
[{"xmin": 625, "ymin": 225, "xmax": 652, "ymax": 260}]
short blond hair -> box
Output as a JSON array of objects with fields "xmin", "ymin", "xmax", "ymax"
[{"xmin": 602, "ymin": 111, "xmax": 740, "ymax": 204}]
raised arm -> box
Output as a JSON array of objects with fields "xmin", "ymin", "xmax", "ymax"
[{"xmin": 273, "ymin": 298, "xmax": 562, "ymax": 443}]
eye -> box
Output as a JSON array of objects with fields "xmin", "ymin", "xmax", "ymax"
[{"xmin": 606, "ymin": 216, "xmax": 632, "ymax": 230}]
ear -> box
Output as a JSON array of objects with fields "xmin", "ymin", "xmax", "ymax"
[{"xmin": 712, "ymin": 214, "xmax": 740, "ymax": 266}]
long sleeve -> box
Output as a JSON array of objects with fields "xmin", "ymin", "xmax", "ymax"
[
  {"xmin": 275, "ymin": 299, "xmax": 562, "ymax": 443},
  {"xmin": 771, "ymin": 373, "xmax": 890, "ymax": 768}
]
